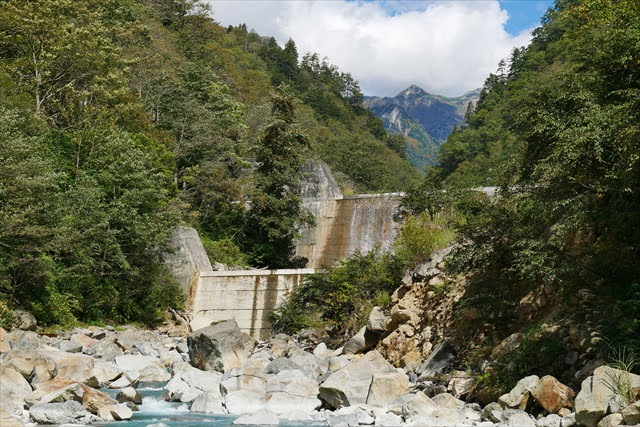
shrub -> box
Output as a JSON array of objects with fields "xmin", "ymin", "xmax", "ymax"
[
  {"xmin": 393, "ymin": 212, "xmax": 455, "ymax": 269},
  {"xmin": 201, "ymin": 236, "xmax": 249, "ymax": 267},
  {"xmin": 270, "ymin": 250, "xmax": 404, "ymax": 345}
]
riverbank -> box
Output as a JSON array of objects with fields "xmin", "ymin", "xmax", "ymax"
[{"xmin": 1, "ymin": 314, "xmax": 639, "ymax": 427}]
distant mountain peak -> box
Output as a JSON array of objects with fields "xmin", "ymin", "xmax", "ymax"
[
  {"xmin": 400, "ymin": 84, "xmax": 427, "ymax": 97},
  {"xmin": 364, "ymin": 85, "xmax": 480, "ymax": 171}
]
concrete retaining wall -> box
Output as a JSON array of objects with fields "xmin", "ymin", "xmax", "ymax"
[{"xmin": 189, "ymin": 269, "xmax": 316, "ymax": 339}]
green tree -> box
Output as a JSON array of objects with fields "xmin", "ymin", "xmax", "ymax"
[{"xmin": 244, "ymin": 86, "xmax": 312, "ymax": 267}]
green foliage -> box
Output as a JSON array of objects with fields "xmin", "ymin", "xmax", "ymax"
[
  {"xmin": 243, "ymin": 86, "xmax": 313, "ymax": 268},
  {"xmin": 0, "ymin": 301, "xmax": 14, "ymax": 330},
  {"xmin": 0, "ymin": 0, "xmax": 419, "ymax": 327},
  {"xmin": 201, "ymin": 236, "xmax": 248, "ymax": 267},
  {"xmin": 270, "ymin": 250, "xmax": 404, "ymax": 345},
  {"xmin": 393, "ymin": 212, "xmax": 455, "ymax": 270},
  {"xmin": 423, "ymin": 0, "xmax": 640, "ymax": 358}
]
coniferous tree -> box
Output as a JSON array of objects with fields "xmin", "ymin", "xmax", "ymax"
[{"xmin": 244, "ymin": 86, "xmax": 312, "ymax": 268}]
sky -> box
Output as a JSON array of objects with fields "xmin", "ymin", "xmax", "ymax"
[{"xmin": 207, "ymin": 0, "xmax": 553, "ymax": 97}]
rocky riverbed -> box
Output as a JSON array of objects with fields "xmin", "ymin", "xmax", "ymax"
[{"xmin": 1, "ymin": 311, "xmax": 639, "ymax": 427}]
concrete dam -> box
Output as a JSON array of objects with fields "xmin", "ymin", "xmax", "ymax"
[
  {"xmin": 295, "ymin": 160, "xmax": 403, "ymax": 268},
  {"xmin": 168, "ymin": 161, "xmax": 403, "ymax": 337}
]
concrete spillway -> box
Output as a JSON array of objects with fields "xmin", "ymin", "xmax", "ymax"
[{"xmin": 295, "ymin": 161, "xmax": 402, "ymax": 268}]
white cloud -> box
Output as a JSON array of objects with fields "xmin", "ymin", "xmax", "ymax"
[{"xmin": 207, "ymin": 1, "xmax": 533, "ymax": 97}]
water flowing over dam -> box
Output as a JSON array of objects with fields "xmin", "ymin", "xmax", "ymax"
[{"xmin": 295, "ymin": 160, "xmax": 403, "ymax": 268}]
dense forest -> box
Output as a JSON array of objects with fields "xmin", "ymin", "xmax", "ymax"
[
  {"xmin": 405, "ymin": 0, "xmax": 640, "ymax": 353},
  {"xmin": 0, "ymin": 0, "xmax": 419, "ymax": 326}
]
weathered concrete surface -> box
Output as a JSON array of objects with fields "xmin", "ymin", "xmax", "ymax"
[
  {"xmin": 296, "ymin": 160, "xmax": 402, "ymax": 268},
  {"xmin": 164, "ymin": 227, "xmax": 213, "ymax": 303},
  {"xmin": 190, "ymin": 270, "xmax": 316, "ymax": 339}
]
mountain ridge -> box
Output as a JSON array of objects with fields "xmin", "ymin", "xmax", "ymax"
[{"xmin": 365, "ymin": 86, "xmax": 480, "ymax": 171}]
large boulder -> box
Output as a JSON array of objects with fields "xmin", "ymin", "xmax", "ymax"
[
  {"xmin": 11, "ymin": 310, "xmax": 36, "ymax": 331},
  {"xmin": 366, "ymin": 306, "xmax": 387, "ymax": 333},
  {"xmin": 498, "ymin": 375, "xmax": 539, "ymax": 410},
  {"xmin": 366, "ymin": 371, "xmax": 409, "ymax": 407},
  {"xmin": 0, "ymin": 365, "xmax": 32, "ymax": 416},
  {"xmin": 416, "ymin": 342, "xmax": 456, "ymax": 380},
  {"xmin": 575, "ymin": 366, "xmax": 640, "ymax": 427},
  {"xmin": 190, "ymin": 393, "xmax": 226, "ymax": 414},
  {"xmin": 55, "ymin": 355, "xmax": 99, "ymax": 387},
  {"xmin": 288, "ymin": 349, "xmax": 324, "ymax": 379},
  {"xmin": 188, "ymin": 320, "xmax": 246, "ymax": 373},
  {"xmin": 401, "ymin": 392, "xmax": 439, "ymax": 419},
  {"xmin": 221, "ymin": 368, "xmax": 266, "ymax": 396},
  {"xmin": 224, "ymin": 389, "xmax": 266, "ymax": 414},
  {"xmin": 265, "ymin": 369, "xmax": 321, "ymax": 414},
  {"xmin": 97, "ymin": 404, "xmax": 133, "ymax": 421},
  {"xmin": 175, "ymin": 362, "xmax": 223, "ymax": 397},
  {"xmin": 342, "ymin": 326, "xmax": 379, "ymax": 355},
  {"xmin": 31, "ymin": 357, "xmax": 57, "ymax": 384},
  {"xmin": 319, "ymin": 350, "xmax": 396, "ymax": 409},
  {"xmin": 532, "ymin": 375, "xmax": 576, "ymax": 414},
  {"xmin": 29, "ymin": 401, "xmax": 96, "ymax": 424},
  {"xmin": 232, "ymin": 409, "xmax": 279, "ymax": 425}
]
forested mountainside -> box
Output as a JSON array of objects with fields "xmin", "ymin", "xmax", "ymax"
[
  {"xmin": 0, "ymin": 0, "xmax": 418, "ymax": 326},
  {"xmin": 365, "ymin": 86, "xmax": 480, "ymax": 171},
  {"xmin": 402, "ymin": 0, "xmax": 640, "ymax": 354}
]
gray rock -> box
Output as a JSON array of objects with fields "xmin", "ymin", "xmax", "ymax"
[
  {"xmin": 416, "ymin": 342, "xmax": 456, "ymax": 380},
  {"xmin": 622, "ymin": 401, "xmax": 640, "ymax": 425},
  {"xmin": 116, "ymin": 387, "xmax": 142, "ymax": 405},
  {"xmin": 343, "ymin": 326, "xmax": 379, "ymax": 355},
  {"xmin": 30, "ymin": 401, "xmax": 96, "ymax": 424},
  {"xmin": 98, "ymin": 403, "xmax": 133, "ymax": 421},
  {"xmin": 221, "ymin": 368, "xmax": 266, "ymax": 396},
  {"xmin": 188, "ymin": 320, "xmax": 246, "ymax": 373},
  {"xmin": 190, "ymin": 393, "xmax": 226, "ymax": 414},
  {"xmin": 225, "ymin": 390, "xmax": 266, "ymax": 414},
  {"xmin": 575, "ymin": 366, "xmax": 640, "ymax": 427},
  {"xmin": 288, "ymin": 349, "xmax": 324, "ymax": 379},
  {"xmin": 498, "ymin": 375, "xmax": 539, "ymax": 409},
  {"xmin": 366, "ymin": 306, "xmax": 387, "ymax": 333},
  {"xmin": 232, "ymin": 409, "xmax": 279, "ymax": 425},
  {"xmin": 502, "ymin": 409, "xmax": 535, "ymax": 427},
  {"xmin": 402, "ymin": 392, "xmax": 438, "ymax": 418},
  {"xmin": 115, "ymin": 354, "xmax": 157, "ymax": 372},
  {"xmin": 374, "ymin": 411, "xmax": 404, "ymax": 426},
  {"xmin": 0, "ymin": 365, "xmax": 33, "ymax": 416},
  {"xmin": 319, "ymin": 350, "xmax": 396, "ymax": 409},
  {"xmin": 596, "ymin": 413, "xmax": 623, "ymax": 427},
  {"xmin": 59, "ymin": 340, "xmax": 83, "ymax": 354},
  {"xmin": 11, "ymin": 310, "xmax": 37, "ymax": 331},
  {"xmin": 264, "ymin": 369, "xmax": 321, "ymax": 414},
  {"xmin": 326, "ymin": 413, "xmax": 359, "ymax": 427},
  {"xmin": 366, "ymin": 371, "xmax": 409, "ymax": 407},
  {"xmin": 561, "ymin": 413, "xmax": 577, "ymax": 427},
  {"xmin": 115, "ymin": 331, "xmax": 143, "ymax": 352},
  {"xmin": 432, "ymin": 392, "xmax": 464, "ymax": 409},
  {"xmin": 264, "ymin": 357, "xmax": 302, "ymax": 374},
  {"xmin": 536, "ymin": 414, "xmax": 562, "ymax": 427}
]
